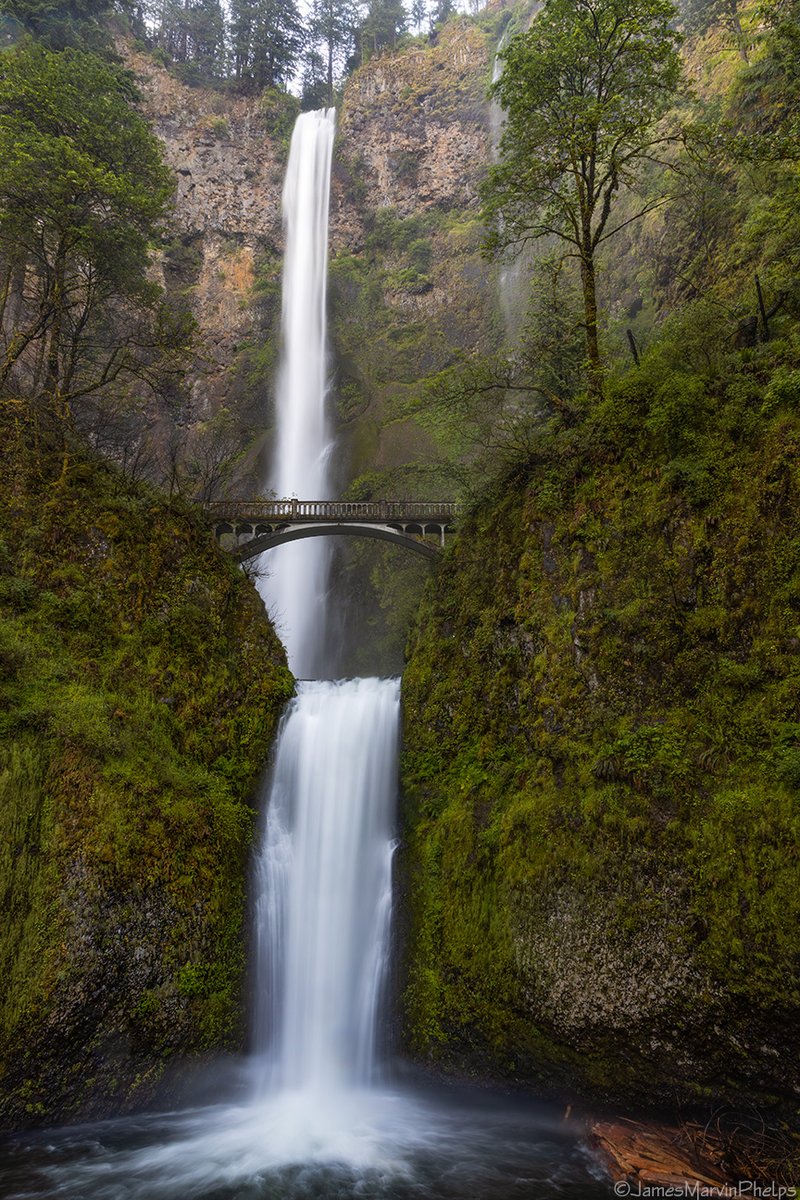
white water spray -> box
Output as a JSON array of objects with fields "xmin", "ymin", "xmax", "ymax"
[
  {"xmin": 489, "ymin": 24, "xmax": 524, "ymax": 346},
  {"xmin": 258, "ymin": 107, "xmax": 336, "ymax": 678},
  {"xmin": 0, "ymin": 102, "xmax": 600, "ymax": 1200}
]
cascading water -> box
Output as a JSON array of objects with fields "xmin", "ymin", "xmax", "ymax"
[
  {"xmin": 254, "ymin": 677, "xmax": 399, "ymax": 1093},
  {"xmin": 0, "ymin": 107, "xmax": 603, "ymax": 1200},
  {"xmin": 253, "ymin": 109, "xmax": 399, "ymax": 1109},
  {"xmin": 258, "ymin": 107, "xmax": 336, "ymax": 679},
  {"xmin": 490, "ymin": 21, "xmax": 529, "ymax": 348}
]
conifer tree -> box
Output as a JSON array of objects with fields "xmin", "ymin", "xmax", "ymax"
[
  {"xmin": 359, "ymin": 0, "xmax": 407, "ymax": 58},
  {"xmin": 230, "ymin": 0, "xmax": 306, "ymax": 90},
  {"xmin": 306, "ymin": 0, "xmax": 360, "ymax": 105}
]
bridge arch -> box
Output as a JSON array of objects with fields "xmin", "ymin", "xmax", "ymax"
[{"xmin": 233, "ymin": 522, "xmax": 441, "ymax": 562}]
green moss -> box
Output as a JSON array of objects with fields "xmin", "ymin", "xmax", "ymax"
[
  {"xmin": 401, "ymin": 338, "xmax": 800, "ymax": 1119},
  {"xmin": 0, "ymin": 414, "xmax": 293, "ymax": 1125}
]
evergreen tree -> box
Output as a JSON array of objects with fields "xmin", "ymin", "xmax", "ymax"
[
  {"xmin": 430, "ymin": 0, "xmax": 454, "ymax": 30},
  {"xmin": 307, "ymin": 0, "xmax": 360, "ymax": 105},
  {"xmin": 300, "ymin": 44, "xmax": 330, "ymax": 108},
  {"xmin": 154, "ymin": 0, "xmax": 226, "ymax": 80},
  {"xmin": 410, "ymin": 0, "xmax": 427, "ymax": 33},
  {"xmin": 0, "ymin": 0, "xmax": 114, "ymax": 49},
  {"xmin": 358, "ymin": 0, "xmax": 406, "ymax": 59},
  {"xmin": 230, "ymin": 0, "xmax": 306, "ymax": 90}
]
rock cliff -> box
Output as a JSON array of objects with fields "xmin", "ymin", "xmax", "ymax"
[
  {"xmin": 0, "ymin": 412, "xmax": 293, "ymax": 1128},
  {"xmin": 399, "ymin": 348, "xmax": 800, "ymax": 1125},
  {"xmin": 126, "ymin": 44, "xmax": 285, "ymax": 447},
  {"xmin": 125, "ymin": 18, "xmax": 501, "ymax": 497}
]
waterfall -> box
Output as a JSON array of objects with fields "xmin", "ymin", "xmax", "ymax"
[
  {"xmin": 253, "ymin": 110, "xmax": 399, "ymax": 1111},
  {"xmin": 253, "ymin": 678, "xmax": 399, "ymax": 1092},
  {"xmin": 0, "ymin": 99, "xmax": 602, "ymax": 1200},
  {"xmin": 258, "ymin": 107, "xmax": 336, "ymax": 679},
  {"xmin": 489, "ymin": 24, "xmax": 523, "ymax": 347}
]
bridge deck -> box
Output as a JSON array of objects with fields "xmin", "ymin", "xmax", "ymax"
[{"xmin": 205, "ymin": 499, "xmax": 460, "ymax": 524}]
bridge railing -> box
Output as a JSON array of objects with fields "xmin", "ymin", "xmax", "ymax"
[{"xmin": 205, "ymin": 499, "xmax": 461, "ymax": 523}]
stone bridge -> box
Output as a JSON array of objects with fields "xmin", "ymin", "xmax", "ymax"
[{"xmin": 206, "ymin": 499, "xmax": 460, "ymax": 561}]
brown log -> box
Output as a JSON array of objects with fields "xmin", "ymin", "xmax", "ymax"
[{"xmin": 589, "ymin": 1118, "xmax": 731, "ymax": 1188}]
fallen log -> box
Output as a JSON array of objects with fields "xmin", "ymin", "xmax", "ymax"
[{"xmin": 589, "ymin": 1117, "xmax": 731, "ymax": 1189}]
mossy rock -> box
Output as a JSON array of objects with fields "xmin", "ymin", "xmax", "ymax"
[{"xmin": 0, "ymin": 414, "xmax": 293, "ymax": 1129}]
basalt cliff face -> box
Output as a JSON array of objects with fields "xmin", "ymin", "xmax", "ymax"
[
  {"xmin": 126, "ymin": 18, "xmax": 500, "ymax": 497},
  {"xmin": 399, "ymin": 383, "xmax": 800, "ymax": 1128},
  {"xmin": 330, "ymin": 20, "xmax": 497, "ymax": 490},
  {"xmin": 126, "ymin": 44, "xmax": 284, "ymax": 472}
]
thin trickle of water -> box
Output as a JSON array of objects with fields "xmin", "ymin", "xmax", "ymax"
[
  {"xmin": 253, "ymin": 677, "xmax": 399, "ymax": 1093},
  {"xmin": 258, "ymin": 107, "xmax": 336, "ymax": 678},
  {"xmin": 489, "ymin": 23, "xmax": 526, "ymax": 346}
]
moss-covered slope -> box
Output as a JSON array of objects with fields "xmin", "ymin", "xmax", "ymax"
[
  {"xmin": 400, "ymin": 336, "xmax": 800, "ymax": 1118},
  {"xmin": 0, "ymin": 418, "xmax": 293, "ymax": 1128}
]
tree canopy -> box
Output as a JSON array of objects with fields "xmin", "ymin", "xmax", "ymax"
[
  {"xmin": 229, "ymin": 0, "xmax": 306, "ymax": 90},
  {"xmin": 483, "ymin": 0, "xmax": 682, "ymax": 396},
  {"xmin": 0, "ymin": 43, "xmax": 188, "ymax": 417}
]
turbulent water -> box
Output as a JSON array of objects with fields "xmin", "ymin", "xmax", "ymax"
[
  {"xmin": 0, "ymin": 680, "xmax": 604, "ymax": 1200},
  {"xmin": 257, "ymin": 107, "xmax": 336, "ymax": 678},
  {"xmin": 0, "ymin": 1087, "xmax": 607, "ymax": 1199},
  {"xmin": 0, "ymin": 676, "xmax": 604, "ymax": 1200}
]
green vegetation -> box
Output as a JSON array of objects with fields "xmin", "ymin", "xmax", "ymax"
[
  {"xmin": 0, "ymin": 42, "xmax": 191, "ymax": 430},
  {"xmin": 400, "ymin": 0, "xmax": 800, "ymax": 1170},
  {"xmin": 0, "ymin": 5, "xmax": 298, "ymax": 1130},
  {"xmin": 326, "ymin": 201, "xmax": 494, "ymax": 672},
  {"xmin": 402, "ymin": 319, "xmax": 800, "ymax": 1123},
  {"xmin": 0, "ymin": 412, "xmax": 293, "ymax": 1124},
  {"xmin": 484, "ymin": 0, "xmax": 682, "ymax": 397},
  {"xmin": 0, "ymin": 0, "xmax": 114, "ymax": 50}
]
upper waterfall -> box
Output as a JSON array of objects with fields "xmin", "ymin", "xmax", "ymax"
[{"xmin": 258, "ymin": 108, "xmax": 336, "ymax": 677}]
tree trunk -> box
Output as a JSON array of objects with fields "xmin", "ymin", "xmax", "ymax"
[
  {"xmin": 728, "ymin": 0, "xmax": 749, "ymax": 62},
  {"xmin": 579, "ymin": 246, "xmax": 603, "ymax": 400}
]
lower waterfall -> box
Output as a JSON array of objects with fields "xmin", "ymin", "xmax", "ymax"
[
  {"xmin": 0, "ymin": 667, "xmax": 601, "ymax": 1199},
  {"xmin": 253, "ymin": 677, "xmax": 399, "ymax": 1092}
]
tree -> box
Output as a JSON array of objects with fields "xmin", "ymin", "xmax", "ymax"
[
  {"xmin": 300, "ymin": 44, "xmax": 330, "ymax": 109},
  {"xmin": 0, "ymin": 45, "xmax": 190, "ymax": 429},
  {"xmin": 358, "ymin": 0, "xmax": 406, "ymax": 60},
  {"xmin": 410, "ymin": 0, "xmax": 427, "ymax": 34},
  {"xmin": 230, "ymin": 0, "xmax": 306, "ymax": 90},
  {"xmin": 153, "ymin": 0, "xmax": 227, "ymax": 82},
  {"xmin": 483, "ymin": 0, "xmax": 682, "ymax": 398},
  {"xmin": 0, "ymin": 0, "xmax": 114, "ymax": 50},
  {"xmin": 306, "ymin": 0, "xmax": 360, "ymax": 106},
  {"xmin": 430, "ymin": 0, "xmax": 454, "ymax": 32}
]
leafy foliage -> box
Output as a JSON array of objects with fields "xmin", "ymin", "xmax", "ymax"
[
  {"xmin": 484, "ymin": 0, "xmax": 683, "ymax": 394},
  {"xmin": 402, "ymin": 324, "xmax": 800, "ymax": 1139},
  {"xmin": 0, "ymin": 43, "xmax": 191, "ymax": 420}
]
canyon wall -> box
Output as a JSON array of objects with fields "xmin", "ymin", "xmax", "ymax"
[{"xmin": 127, "ymin": 17, "xmax": 502, "ymax": 501}]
